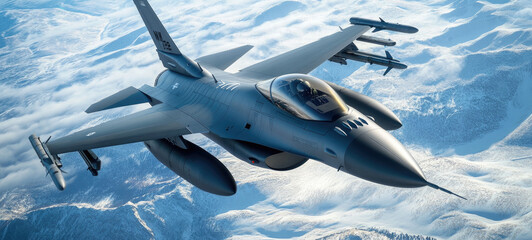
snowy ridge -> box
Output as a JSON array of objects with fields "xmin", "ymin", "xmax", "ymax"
[
  {"xmin": 1, "ymin": 0, "xmax": 531, "ymax": 239},
  {"xmin": 316, "ymin": 228, "xmax": 436, "ymax": 240}
]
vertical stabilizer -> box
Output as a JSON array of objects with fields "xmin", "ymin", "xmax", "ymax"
[{"xmin": 133, "ymin": 0, "xmax": 204, "ymax": 78}]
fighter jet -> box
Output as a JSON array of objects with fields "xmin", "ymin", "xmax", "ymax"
[{"xmin": 29, "ymin": 0, "xmax": 465, "ymax": 199}]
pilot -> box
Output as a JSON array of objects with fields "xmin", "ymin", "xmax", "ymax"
[{"xmin": 296, "ymin": 80, "xmax": 317, "ymax": 99}]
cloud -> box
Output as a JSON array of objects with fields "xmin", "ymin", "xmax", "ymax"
[
  {"xmin": 0, "ymin": 5, "xmax": 161, "ymax": 192},
  {"xmin": 0, "ymin": 0, "xmax": 531, "ymax": 239}
]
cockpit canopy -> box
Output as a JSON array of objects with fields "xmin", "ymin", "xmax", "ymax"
[{"xmin": 256, "ymin": 74, "xmax": 348, "ymax": 121}]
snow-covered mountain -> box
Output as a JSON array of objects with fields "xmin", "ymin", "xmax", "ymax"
[{"xmin": 1, "ymin": 0, "xmax": 531, "ymax": 239}]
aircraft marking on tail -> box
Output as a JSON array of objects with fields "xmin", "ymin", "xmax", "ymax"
[{"xmin": 133, "ymin": 0, "xmax": 204, "ymax": 78}]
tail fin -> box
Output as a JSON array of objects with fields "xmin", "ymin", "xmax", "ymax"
[{"xmin": 133, "ymin": 0, "xmax": 204, "ymax": 78}]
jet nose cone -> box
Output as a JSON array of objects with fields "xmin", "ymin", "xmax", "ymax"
[{"xmin": 344, "ymin": 129, "xmax": 427, "ymax": 188}]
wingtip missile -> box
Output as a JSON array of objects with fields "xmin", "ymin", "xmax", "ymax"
[{"xmin": 29, "ymin": 134, "xmax": 67, "ymax": 191}]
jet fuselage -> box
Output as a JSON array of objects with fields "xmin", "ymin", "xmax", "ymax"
[{"xmin": 153, "ymin": 67, "xmax": 428, "ymax": 188}]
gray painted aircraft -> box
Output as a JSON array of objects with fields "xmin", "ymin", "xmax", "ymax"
[{"xmin": 29, "ymin": 0, "xmax": 465, "ymax": 199}]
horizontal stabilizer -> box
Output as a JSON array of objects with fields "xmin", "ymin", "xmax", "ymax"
[
  {"xmin": 196, "ymin": 45, "xmax": 253, "ymax": 70},
  {"xmin": 86, "ymin": 86, "xmax": 152, "ymax": 113}
]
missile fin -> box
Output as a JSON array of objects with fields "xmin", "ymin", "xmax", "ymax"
[
  {"xmin": 379, "ymin": 17, "xmax": 385, "ymax": 22},
  {"xmin": 383, "ymin": 66, "xmax": 392, "ymax": 76},
  {"xmin": 385, "ymin": 50, "xmax": 393, "ymax": 60},
  {"xmin": 372, "ymin": 27, "xmax": 383, "ymax": 33}
]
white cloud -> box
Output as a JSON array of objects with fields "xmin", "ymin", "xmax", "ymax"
[{"xmin": 0, "ymin": 0, "xmax": 531, "ymax": 239}]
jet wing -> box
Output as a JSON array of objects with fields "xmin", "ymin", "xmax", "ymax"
[
  {"xmin": 236, "ymin": 25, "xmax": 370, "ymax": 80},
  {"xmin": 46, "ymin": 104, "xmax": 207, "ymax": 155}
]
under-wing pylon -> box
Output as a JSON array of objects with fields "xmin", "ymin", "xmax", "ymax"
[{"xmin": 328, "ymin": 17, "xmax": 416, "ymax": 75}]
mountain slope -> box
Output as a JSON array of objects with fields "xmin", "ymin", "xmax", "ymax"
[{"xmin": 1, "ymin": 0, "xmax": 531, "ymax": 239}]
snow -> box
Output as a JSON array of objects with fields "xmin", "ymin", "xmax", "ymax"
[{"xmin": 1, "ymin": 0, "xmax": 531, "ymax": 239}]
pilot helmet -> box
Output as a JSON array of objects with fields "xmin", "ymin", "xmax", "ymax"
[{"xmin": 296, "ymin": 80, "xmax": 312, "ymax": 94}]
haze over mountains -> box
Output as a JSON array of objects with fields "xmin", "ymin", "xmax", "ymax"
[{"xmin": 1, "ymin": 0, "xmax": 531, "ymax": 239}]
